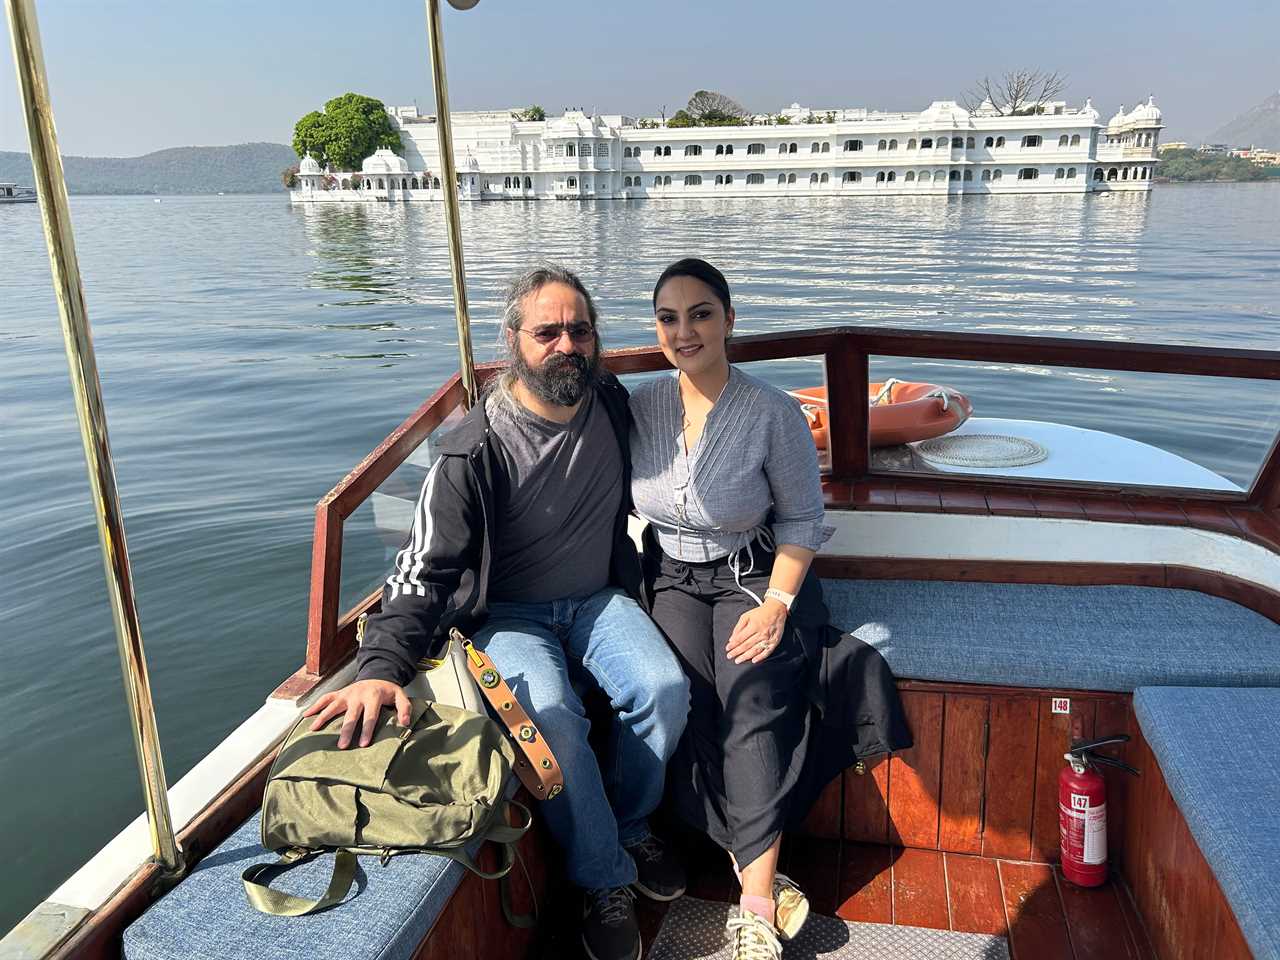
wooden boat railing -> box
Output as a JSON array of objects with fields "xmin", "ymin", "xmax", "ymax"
[{"xmin": 299, "ymin": 325, "xmax": 1280, "ymax": 681}]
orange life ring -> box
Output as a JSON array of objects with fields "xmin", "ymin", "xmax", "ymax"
[{"xmin": 789, "ymin": 380, "xmax": 973, "ymax": 449}]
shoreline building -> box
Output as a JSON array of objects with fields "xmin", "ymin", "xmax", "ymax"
[{"xmin": 291, "ymin": 97, "xmax": 1163, "ymax": 203}]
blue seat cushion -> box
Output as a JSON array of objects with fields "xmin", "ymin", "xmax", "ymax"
[
  {"xmin": 821, "ymin": 579, "xmax": 1280, "ymax": 691},
  {"xmin": 1134, "ymin": 686, "xmax": 1280, "ymax": 959},
  {"xmin": 123, "ymin": 811, "xmax": 464, "ymax": 960}
]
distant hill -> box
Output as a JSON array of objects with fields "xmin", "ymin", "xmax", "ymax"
[
  {"xmin": 1205, "ymin": 91, "xmax": 1280, "ymax": 149},
  {"xmin": 0, "ymin": 143, "xmax": 297, "ymax": 195}
]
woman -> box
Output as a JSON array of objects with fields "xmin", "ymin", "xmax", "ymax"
[{"xmin": 630, "ymin": 259, "xmax": 910, "ymax": 959}]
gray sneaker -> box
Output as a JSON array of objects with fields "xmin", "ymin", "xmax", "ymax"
[
  {"xmin": 582, "ymin": 887, "xmax": 640, "ymax": 960},
  {"xmin": 625, "ymin": 833, "xmax": 687, "ymax": 902}
]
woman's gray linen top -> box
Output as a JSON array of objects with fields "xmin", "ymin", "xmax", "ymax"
[{"xmin": 629, "ymin": 366, "xmax": 827, "ymax": 562}]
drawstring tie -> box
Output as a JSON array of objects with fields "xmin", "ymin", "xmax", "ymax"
[{"xmin": 728, "ymin": 527, "xmax": 776, "ymax": 606}]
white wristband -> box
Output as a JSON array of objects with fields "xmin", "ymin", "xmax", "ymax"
[{"xmin": 763, "ymin": 587, "xmax": 795, "ymax": 611}]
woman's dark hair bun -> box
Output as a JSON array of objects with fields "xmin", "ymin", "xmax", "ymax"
[{"xmin": 653, "ymin": 258, "xmax": 731, "ymax": 313}]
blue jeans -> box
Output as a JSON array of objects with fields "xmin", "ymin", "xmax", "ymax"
[{"xmin": 473, "ymin": 587, "xmax": 689, "ymax": 890}]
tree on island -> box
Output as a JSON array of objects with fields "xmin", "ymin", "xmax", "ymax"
[
  {"xmin": 291, "ymin": 93, "xmax": 402, "ymax": 170},
  {"xmin": 960, "ymin": 70, "xmax": 1068, "ymax": 116},
  {"xmin": 686, "ymin": 90, "xmax": 748, "ymax": 125},
  {"xmin": 512, "ymin": 105, "xmax": 546, "ymax": 122},
  {"xmin": 1156, "ymin": 149, "xmax": 1268, "ymax": 182}
]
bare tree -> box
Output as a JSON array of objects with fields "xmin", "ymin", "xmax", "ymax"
[
  {"xmin": 960, "ymin": 70, "xmax": 1068, "ymax": 116},
  {"xmin": 686, "ymin": 90, "xmax": 748, "ymax": 123}
]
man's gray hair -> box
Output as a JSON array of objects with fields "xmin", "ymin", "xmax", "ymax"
[
  {"xmin": 490, "ymin": 264, "xmax": 601, "ymax": 411},
  {"xmin": 501, "ymin": 263, "xmax": 600, "ymax": 337}
]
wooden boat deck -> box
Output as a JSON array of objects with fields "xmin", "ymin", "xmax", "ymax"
[{"xmin": 513, "ymin": 832, "xmax": 1155, "ymax": 960}]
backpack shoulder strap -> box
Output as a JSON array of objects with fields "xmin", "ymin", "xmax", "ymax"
[{"xmin": 242, "ymin": 848, "xmax": 358, "ymax": 917}]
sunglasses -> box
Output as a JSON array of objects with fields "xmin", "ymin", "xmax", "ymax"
[{"xmin": 519, "ymin": 323, "xmax": 596, "ymax": 345}]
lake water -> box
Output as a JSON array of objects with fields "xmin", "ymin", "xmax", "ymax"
[{"xmin": 1, "ymin": 184, "xmax": 1279, "ymax": 932}]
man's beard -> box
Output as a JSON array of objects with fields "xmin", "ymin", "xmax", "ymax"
[{"xmin": 513, "ymin": 346, "xmax": 600, "ymax": 407}]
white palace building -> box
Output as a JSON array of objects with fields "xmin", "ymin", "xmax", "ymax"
[{"xmin": 290, "ymin": 97, "xmax": 1164, "ymax": 203}]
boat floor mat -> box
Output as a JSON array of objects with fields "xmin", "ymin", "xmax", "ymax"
[{"xmin": 648, "ymin": 896, "xmax": 1009, "ymax": 960}]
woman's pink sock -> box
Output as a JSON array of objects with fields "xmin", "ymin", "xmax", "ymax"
[{"xmin": 739, "ymin": 894, "xmax": 776, "ymax": 925}]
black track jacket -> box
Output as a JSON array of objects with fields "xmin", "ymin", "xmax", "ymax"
[{"xmin": 356, "ymin": 373, "xmax": 644, "ymax": 687}]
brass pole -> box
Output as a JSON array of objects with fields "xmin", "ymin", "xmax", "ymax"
[
  {"xmin": 424, "ymin": 0, "xmax": 478, "ymax": 408},
  {"xmin": 4, "ymin": 0, "xmax": 183, "ymax": 875}
]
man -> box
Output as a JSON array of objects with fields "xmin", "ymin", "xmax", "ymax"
[{"xmin": 304, "ymin": 265, "xmax": 689, "ymax": 960}]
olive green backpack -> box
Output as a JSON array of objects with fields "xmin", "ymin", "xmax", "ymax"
[{"xmin": 242, "ymin": 697, "xmax": 531, "ymax": 918}]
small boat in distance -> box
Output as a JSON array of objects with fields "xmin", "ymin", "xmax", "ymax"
[{"xmin": 0, "ymin": 181, "xmax": 37, "ymax": 203}]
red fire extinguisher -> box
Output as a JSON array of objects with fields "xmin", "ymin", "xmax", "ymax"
[{"xmin": 1059, "ymin": 734, "xmax": 1140, "ymax": 887}]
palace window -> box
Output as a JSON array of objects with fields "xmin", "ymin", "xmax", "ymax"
[
  {"xmin": 820, "ymin": 172, "xmax": 828, "ymax": 182},
  {"xmin": 567, "ymin": 177, "xmax": 577, "ymax": 187},
  {"xmin": 433, "ymin": 177, "xmax": 441, "ymax": 188},
  {"xmin": 996, "ymin": 136, "xmax": 1006, "ymax": 147},
  {"xmin": 908, "ymin": 138, "xmax": 917, "ymax": 150},
  {"xmin": 811, "ymin": 142, "xmax": 820, "ymax": 153},
  {"xmin": 889, "ymin": 139, "xmax": 898, "ymax": 150},
  {"xmin": 949, "ymin": 170, "xmax": 960, "ymax": 181},
  {"xmin": 789, "ymin": 142, "xmax": 798, "ymax": 154},
  {"xmin": 664, "ymin": 175, "xmax": 672, "ymax": 185},
  {"xmin": 716, "ymin": 145, "xmax": 724, "ymax": 155},
  {"xmin": 524, "ymin": 177, "xmax": 532, "ymax": 189},
  {"xmin": 685, "ymin": 144, "xmax": 702, "ymax": 157},
  {"xmin": 725, "ymin": 145, "xmax": 734, "ymax": 155},
  {"xmin": 981, "ymin": 169, "xmax": 991, "ymax": 181},
  {"xmin": 1071, "ymin": 134, "xmax": 1081, "ymax": 146},
  {"xmin": 921, "ymin": 138, "xmax": 934, "ymax": 149},
  {"xmin": 920, "ymin": 171, "xmax": 931, "ymax": 182},
  {"xmin": 843, "ymin": 139, "xmax": 863, "ymax": 151},
  {"xmin": 624, "ymin": 176, "xmax": 632, "ymax": 187},
  {"xmin": 1067, "ymin": 168, "xmax": 1076, "ymax": 179},
  {"xmin": 788, "ymin": 172, "xmax": 797, "ymax": 183},
  {"xmin": 952, "ymin": 137, "xmax": 964, "ymax": 148},
  {"xmin": 654, "ymin": 146, "xmax": 662, "ymax": 157},
  {"xmin": 905, "ymin": 171, "xmax": 916, "ymax": 182},
  {"xmin": 821, "ymin": 143, "xmax": 829, "ymax": 153},
  {"xmin": 963, "ymin": 169, "xmax": 973, "ymax": 181},
  {"xmin": 1141, "ymin": 166, "xmax": 1149, "ymax": 179},
  {"xmin": 566, "ymin": 144, "xmax": 576, "ymax": 157},
  {"xmin": 778, "ymin": 173, "xmax": 787, "ymax": 184},
  {"xmin": 747, "ymin": 173, "xmax": 765, "ymax": 184},
  {"xmin": 1022, "ymin": 135, "xmax": 1042, "ymax": 148},
  {"xmin": 984, "ymin": 136, "xmax": 994, "ymax": 148},
  {"xmin": 887, "ymin": 171, "xmax": 896, "ymax": 181},
  {"xmin": 992, "ymin": 169, "xmax": 1003, "ymax": 180},
  {"xmin": 1094, "ymin": 168, "xmax": 1104, "ymax": 181},
  {"xmin": 878, "ymin": 139, "xmax": 888, "ymax": 151},
  {"xmin": 663, "ymin": 146, "xmax": 672, "ymax": 157},
  {"xmin": 876, "ymin": 171, "xmax": 885, "ymax": 182},
  {"xmin": 725, "ymin": 174, "xmax": 734, "ymax": 184},
  {"xmin": 748, "ymin": 143, "xmax": 765, "ymax": 155},
  {"xmin": 685, "ymin": 174, "xmax": 702, "ymax": 185},
  {"xmin": 1017, "ymin": 167, "xmax": 1039, "ymax": 180},
  {"xmin": 597, "ymin": 144, "xmax": 609, "ymax": 157},
  {"xmin": 966, "ymin": 136, "xmax": 975, "ymax": 149},
  {"xmin": 1058, "ymin": 135, "xmax": 1069, "ymax": 148},
  {"xmin": 654, "ymin": 176, "xmax": 662, "ymax": 187},
  {"xmin": 623, "ymin": 147, "xmax": 632, "ymax": 158},
  {"xmin": 411, "ymin": 178, "xmax": 419, "ymax": 189},
  {"xmin": 1122, "ymin": 167, "xmax": 1129, "ymax": 180},
  {"xmin": 810, "ymin": 172, "xmax": 819, "ymax": 183},
  {"xmin": 779, "ymin": 143, "xmax": 788, "ymax": 155},
  {"xmin": 1055, "ymin": 168, "xmax": 1065, "ymax": 179},
  {"xmin": 715, "ymin": 174, "xmax": 723, "ymax": 185},
  {"xmin": 376, "ymin": 178, "xmax": 384, "ymax": 188},
  {"xmin": 504, "ymin": 177, "xmax": 511, "ymax": 188},
  {"xmin": 842, "ymin": 171, "xmax": 861, "ymax": 183},
  {"xmin": 1107, "ymin": 167, "xmax": 1118, "ymax": 180}
]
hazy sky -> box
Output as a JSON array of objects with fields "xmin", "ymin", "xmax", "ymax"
[{"xmin": 2, "ymin": 0, "xmax": 1276, "ymax": 157}]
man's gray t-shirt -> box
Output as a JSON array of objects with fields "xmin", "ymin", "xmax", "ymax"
[{"xmin": 486, "ymin": 386, "xmax": 623, "ymax": 603}]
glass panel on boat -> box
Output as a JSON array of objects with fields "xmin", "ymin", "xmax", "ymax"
[
  {"xmin": 860, "ymin": 356, "xmax": 1280, "ymax": 491},
  {"xmin": 336, "ymin": 404, "xmax": 466, "ymax": 615}
]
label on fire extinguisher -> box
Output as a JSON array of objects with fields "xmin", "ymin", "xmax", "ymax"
[{"xmin": 1067, "ymin": 793, "xmax": 1108, "ymax": 864}]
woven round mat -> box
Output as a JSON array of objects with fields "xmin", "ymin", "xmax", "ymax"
[{"xmin": 917, "ymin": 433, "xmax": 1048, "ymax": 468}]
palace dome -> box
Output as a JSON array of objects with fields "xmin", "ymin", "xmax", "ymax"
[
  {"xmin": 361, "ymin": 148, "xmax": 410, "ymax": 174},
  {"xmin": 298, "ymin": 154, "xmax": 321, "ymax": 175},
  {"xmin": 1132, "ymin": 96, "xmax": 1162, "ymax": 122}
]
